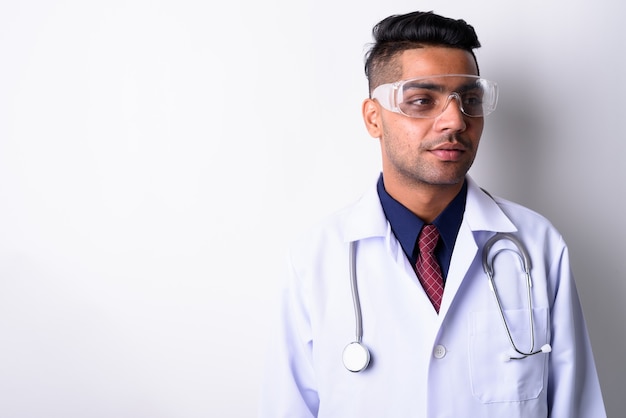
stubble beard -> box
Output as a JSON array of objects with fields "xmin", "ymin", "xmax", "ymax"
[{"xmin": 386, "ymin": 134, "xmax": 477, "ymax": 188}]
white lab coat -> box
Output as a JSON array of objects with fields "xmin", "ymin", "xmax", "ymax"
[{"xmin": 260, "ymin": 176, "xmax": 605, "ymax": 418}]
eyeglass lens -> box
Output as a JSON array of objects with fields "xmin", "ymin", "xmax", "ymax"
[{"xmin": 398, "ymin": 78, "xmax": 495, "ymax": 118}]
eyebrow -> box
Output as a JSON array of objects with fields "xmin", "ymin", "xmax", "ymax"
[
  {"xmin": 403, "ymin": 81, "xmax": 445, "ymax": 92},
  {"xmin": 403, "ymin": 80, "xmax": 481, "ymax": 93}
]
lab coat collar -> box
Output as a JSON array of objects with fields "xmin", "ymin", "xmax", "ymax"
[
  {"xmin": 341, "ymin": 175, "xmax": 517, "ymax": 243},
  {"xmin": 341, "ymin": 182, "xmax": 389, "ymax": 243},
  {"xmin": 464, "ymin": 176, "xmax": 517, "ymax": 233}
]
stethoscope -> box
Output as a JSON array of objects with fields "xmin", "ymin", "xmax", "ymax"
[
  {"xmin": 482, "ymin": 232, "xmax": 552, "ymax": 362},
  {"xmin": 342, "ymin": 232, "xmax": 551, "ymax": 372},
  {"xmin": 342, "ymin": 241, "xmax": 371, "ymax": 372}
]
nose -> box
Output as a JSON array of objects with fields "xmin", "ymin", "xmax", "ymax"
[
  {"xmin": 441, "ymin": 93, "xmax": 463, "ymax": 114},
  {"xmin": 436, "ymin": 93, "xmax": 467, "ymax": 132}
]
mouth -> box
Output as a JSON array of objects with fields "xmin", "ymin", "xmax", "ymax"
[{"xmin": 430, "ymin": 143, "xmax": 467, "ymax": 162}]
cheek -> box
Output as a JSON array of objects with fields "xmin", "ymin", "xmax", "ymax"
[
  {"xmin": 473, "ymin": 119, "xmax": 485, "ymax": 134},
  {"xmin": 382, "ymin": 115, "xmax": 432, "ymax": 143},
  {"xmin": 470, "ymin": 121, "xmax": 484, "ymax": 145},
  {"xmin": 382, "ymin": 123, "xmax": 428, "ymax": 156}
]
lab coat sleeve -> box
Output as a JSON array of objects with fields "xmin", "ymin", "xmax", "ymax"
[
  {"xmin": 547, "ymin": 238, "xmax": 606, "ymax": 417},
  {"xmin": 258, "ymin": 249, "xmax": 319, "ymax": 418}
]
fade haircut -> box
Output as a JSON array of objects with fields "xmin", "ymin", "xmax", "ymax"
[{"xmin": 364, "ymin": 11, "xmax": 481, "ymax": 94}]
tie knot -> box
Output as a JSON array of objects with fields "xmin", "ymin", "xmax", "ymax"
[{"xmin": 418, "ymin": 224, "xmax": 439, "ymax": 254}]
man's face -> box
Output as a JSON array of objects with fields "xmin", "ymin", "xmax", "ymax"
[{"xmin": 364, "ymin": 47, "xmax": 484, "ymax": 190}]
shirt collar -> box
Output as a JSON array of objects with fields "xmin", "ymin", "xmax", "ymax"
[{"xmin": 376, "ymin": 174, "xmax": 467, "ymax": 260}]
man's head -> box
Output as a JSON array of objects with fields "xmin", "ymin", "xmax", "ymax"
[
  {"xmin": 364, "ymin": 11, "xmax": 481, "ymax": 94},
  {"xmin": 361, "ymin": 11, "xmax": 491, "ymax": 205}
]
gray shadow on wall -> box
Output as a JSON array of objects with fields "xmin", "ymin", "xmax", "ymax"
[
  {"xmin": 475, "ymin": 74, "xmax": 622, "ymax": 416},
  {"xmin": 473, "ymin": 75, "xmax": 552, "ymax": 206}
]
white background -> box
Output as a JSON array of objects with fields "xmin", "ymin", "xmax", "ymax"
[{"xmin": 0, "ymin": 0, "xmax": 624, "ymax": 416}]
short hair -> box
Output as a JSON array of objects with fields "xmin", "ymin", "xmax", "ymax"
[{"xmin": 364, "ymin": 11, "xmax": 481, "ymax": 94}]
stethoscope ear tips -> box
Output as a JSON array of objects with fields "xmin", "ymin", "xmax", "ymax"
[{"xmin": 343, "ymin": 341, "xmax": 371, "ymax": 372}]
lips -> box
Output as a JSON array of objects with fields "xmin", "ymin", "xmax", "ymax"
[
  {"xmin": 427, "ymin": 137, "xmax": 471, "ymax": 161},
  {"xmin": 430, "ymin": 148, "xmax": 465, "ymax": 161}
]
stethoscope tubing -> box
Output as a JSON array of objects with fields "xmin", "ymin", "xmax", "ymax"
[
  {"xmin": 349, "ymin": 241, "xmax": 364, "ymax": 344},
  {"xmin": 482, "ymin": 232, "xmax": 549, "ymax": 360},
  {"xmin": 342, "ymin": 241, "xmax": 371, "ymax": 372},
  {"xmin": 344, "ymin": 232, "xmax": 551, "ymax": 371}
]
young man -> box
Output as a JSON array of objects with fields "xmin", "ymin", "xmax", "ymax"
[{"xmin": 259, "ymin": 11, "xmax": 605, "ymax": 417}]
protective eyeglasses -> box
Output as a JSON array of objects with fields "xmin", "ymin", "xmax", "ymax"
[{"xmin": 371, "ymin": 74, "xmax": 498, "ymax": 118}]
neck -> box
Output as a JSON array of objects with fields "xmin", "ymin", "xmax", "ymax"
[{"xmin": 382, "ymin": 177, "xmax": 464, "ymax": 224}]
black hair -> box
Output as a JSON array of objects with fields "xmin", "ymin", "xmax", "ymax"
[{"xmin": 364, "ymin": 11, "xmax": 481, "ymax": 93}]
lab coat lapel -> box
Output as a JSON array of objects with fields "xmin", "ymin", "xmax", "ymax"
[
  {"xmin": 439, "ymin": 222, "xmax": 477, "ymax": 316},
  {"xmin": 438, "ymin": 177, "xmax": 517, "ymax": 316}
]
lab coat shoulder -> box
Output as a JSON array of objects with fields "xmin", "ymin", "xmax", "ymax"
[
  {"xmin": 289, "ymin": 188, "xmax": 387, "ymax": 254},
  {"xmin": 285, "ymin": 191, "xmax": 385, "ymax": 319},
  {"xmin": 259, "ymin": 191, "xmax": 386, "ymax": 418},
  {"xmin": 466, "ymin": 178, "xmax": 560, "ymax": 238},
  {"xmin": 286, "ymin": 187, "xmax": 388, "ymax": 287},
  {"xmin": 468, "ymin": 184, "xmax": 571, "ymax": 306},
  {"xmin": 467, "ymin": 183, "xmax": 567, "ymax": 270}
]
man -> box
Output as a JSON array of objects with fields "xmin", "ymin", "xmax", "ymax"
[{"xmin": 259, "ymin": 11, "xmax": 605, "ymax": 417}]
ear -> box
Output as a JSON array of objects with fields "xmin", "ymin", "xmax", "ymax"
[{"xmin": 362, "ymin": 98, "xmax": 383, "ymax": 139}]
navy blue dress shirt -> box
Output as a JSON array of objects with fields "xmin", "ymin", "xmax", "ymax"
[{"xmin": 376, "ymin": 174, "xmax": 467, "ymax": 281}]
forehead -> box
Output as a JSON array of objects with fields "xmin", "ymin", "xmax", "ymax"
[{"xmin": 397, "ymin": 47, "xmax": 478, "ymax": 80}]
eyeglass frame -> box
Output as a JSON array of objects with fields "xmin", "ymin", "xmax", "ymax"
[{"xmin": 370, "ymin": 74, "xmax": 499, "ymax": 119}]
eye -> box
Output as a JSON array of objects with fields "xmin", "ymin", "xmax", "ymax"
[
  {"xmin": 461, "ymin": 92, "xmax": 484, "ymax": 107},
  {"xmin": 402, "ymin": 93, "xmax": 437, "ymax": 108}
]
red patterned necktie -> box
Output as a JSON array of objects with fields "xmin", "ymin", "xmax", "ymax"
[{"xmin": 415, "ymin": 224, "xmax": 444, "ymax": 313}]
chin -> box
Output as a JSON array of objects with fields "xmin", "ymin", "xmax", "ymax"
[{"xmin": 424, "ymin": 172, "xmax": 467, "ymax": 186}]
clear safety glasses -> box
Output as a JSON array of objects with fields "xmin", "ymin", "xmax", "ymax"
[{"xmin": 371, "ymin": 74, "xmax": 498, "ymax": 118}]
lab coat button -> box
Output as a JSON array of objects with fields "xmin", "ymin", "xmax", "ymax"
[{"xmin": 433, "ymin": 345, "xmax": 446, "ymax": 359}]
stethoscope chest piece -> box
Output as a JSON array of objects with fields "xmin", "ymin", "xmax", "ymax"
[{"xmin": 343, "ymin": 341, "xmax": 370, "ymax": 372}]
